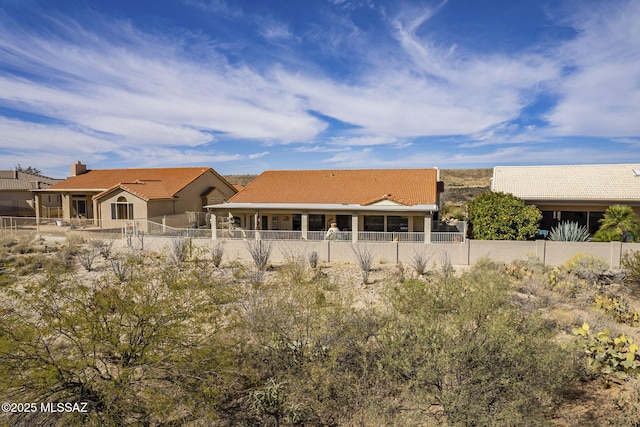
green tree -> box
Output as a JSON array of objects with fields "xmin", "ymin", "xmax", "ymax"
[
  {"xmin": 593, "ymin": 204, "xmax": 640, "ymax": 242},
  {"xmin": 467, "ymin": 192, "xmax": 542, "ymax": 240},
  {"xmin": 0, "ymin": 253, "xmax": 230, "ymax": 426}
]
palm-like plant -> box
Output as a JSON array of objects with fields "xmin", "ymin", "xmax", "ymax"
[{"xmin": 593, "ymin": 205, "xmax": 640, "ymax": 242}]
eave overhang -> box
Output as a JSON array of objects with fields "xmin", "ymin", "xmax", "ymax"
[{"xmin": 205, "ymin": 202, "xmax": 439, "ymax": 212}]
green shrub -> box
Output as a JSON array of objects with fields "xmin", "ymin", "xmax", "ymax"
[
  {"xmin": 467, "ymin": 191, "xmax": 542, "ymax": 240},
  {"xmin": 622, "ymin": 250, "xmax": 640, "ymax": 294},
  {"xmin": 379, "ymin": 265, "xmax": 573, "ymax": 425}
]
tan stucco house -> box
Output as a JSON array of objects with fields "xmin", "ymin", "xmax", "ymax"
[
  {"xmin": 207, "ymin": 168, "xmax": 447, "ymax": 242},
  {"xmin": 491, "ymin": 164, "xmax": 640, "ymax": 234},
  {"xmin": 34, "ymin": 162, "xmax": 237, "ymax": 229},
  {"xmin": 0, "ymin": 170, "xmax": 62, "ymax": 217}
]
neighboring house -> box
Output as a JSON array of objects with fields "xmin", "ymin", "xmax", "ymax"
[
  {"xmin": 34, "ymin": 162, "xmax": 237, "ymax": 228},
  {"xmin": 491, "ymin": 164, "xmax": 640, "ymax": 234},
  {"xmin": 207, "ymin": 168, "xmax": 446, "ymax": 242},
  {"xmin": 0, "ymin": 170, "xmax": 62, "ymax": 217}
]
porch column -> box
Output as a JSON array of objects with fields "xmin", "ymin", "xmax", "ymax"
[
  {"xmin": 424, "ymin": 213, "xmax": 432, "ymax": 244},
  {"xmin": 93, "ymin": 198, "xmax": 99, "ymax": 226},
  {"xmin": 34, "ymin": 193, "xmax": 41, "ymax": 224},
  {"xmin": 254, "ymin": 212, "xmax": 260, "ymax": 240},
  {"xmin": 211, "ymin": 211, "xmax": 217, "ymax": 240},
  {"xmin": 63, "ymin": 194, "xmax": 73, "ymax": 220},
  {"xmin": 301, "ymin": 213, "xmax": 308, "ymax": 240},
  {"xmin": 351, "ymin": 213, "xmax": 359, "ymax": 242}
]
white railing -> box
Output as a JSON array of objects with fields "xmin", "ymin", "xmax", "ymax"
[
  {"xmin": 0, "ymin": 217, "xmax": 466, "ymax": 244},
  {"xmin": 431, "ymin": 232, "xmax": 465, "ymax": 243},
  {"xmin": 358, "ymin": 231, "xmax": 426, "ymax": 242},
  {"xmin": 218, "ymin": 228, "xmax": 255, "ymax": 240},
  {"xmin": 259, "ymin": 230, "xmax": 303, "ymax": 240}
]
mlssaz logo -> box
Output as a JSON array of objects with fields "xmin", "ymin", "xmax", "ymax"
[{"xmin": 40, "ymin": 402, "xmax": 89, "ymax": 413}]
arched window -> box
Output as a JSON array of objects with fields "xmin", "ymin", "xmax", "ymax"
[{"xmin": 110, "ymin": 196, "xmax": 133, "ymax": 220}]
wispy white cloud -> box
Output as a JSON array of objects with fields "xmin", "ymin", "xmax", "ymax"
[
  {"xmin": 180, "ymin": 0, "xmax": 244, "ymax": 19},
  {"xmin": 327, "ymin": 135, "xmax": 405, "ymax": 146},
  {"xmin": 293, "ymin": 145, "xmax": 351, "ymax": 153},
  {"xmin": 259, "ymin": 20, "xmax": 294, "ymax": 41},
  {"xmin": 545, "ymin": 1, "xmax": 640, "ymax": 136}
]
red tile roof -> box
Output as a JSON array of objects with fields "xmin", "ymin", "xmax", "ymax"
[
  {"xmin": 49, "ymin": 167, "xmax": 213, "ymax": 200},
  {"xmin": 97, "ymin": 180, "xmax": 173, "ymax": 201},
  {"xmin": 229, "ymin": 169, "xmax": 440, "ymax": 206}
]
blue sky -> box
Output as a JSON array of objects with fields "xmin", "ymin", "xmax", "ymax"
[{"xmin": 1, "ymin": 0, "xmax": 639, "ymax": 178}]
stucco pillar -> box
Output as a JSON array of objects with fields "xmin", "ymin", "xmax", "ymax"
[
  {"xmin": 254, "ymin": 212, "xmax": 260, "ymax": 240},
  {"xmin": 211, "ymin": 211, "xmax": 217, "ymax": 240},
  {"xmin": 34, "ymin": 193, "xmax": 41, "ymax": 224},
  {"xmin": 424, "ymin": 213, "xmax": 432, "ymax": 244},
  {"xmin": 351, "ymin": 213, "xmax": 359, "ymax": 242},
  {"xmin": 93, "ymin": 198, "xmax": 99, "ymax": 226},
  {"xmin": 63, "ymin": 194, "xmax": 73, "ymax": 220},
  {"xmin": 301, "ymin": 213, "xmax": 308, "ymax": 240}
]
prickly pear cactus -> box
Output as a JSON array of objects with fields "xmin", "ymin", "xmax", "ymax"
[{"xmin": 573, "ymin": 323, "xmax": 640, "ymax": 381}]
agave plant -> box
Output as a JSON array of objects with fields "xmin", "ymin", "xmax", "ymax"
[{"xmin": 549, "ymin": 221, "xmax": 590, "ymax": 242}]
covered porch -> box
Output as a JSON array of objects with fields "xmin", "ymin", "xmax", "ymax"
[{"xmin": 207, "ymin": 203, "xmax": 464, "ymax": 243}]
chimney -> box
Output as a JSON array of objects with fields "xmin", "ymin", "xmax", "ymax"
[{"xmin": 70, "ymin": 161, "xmax": 87, "ymax": 177}]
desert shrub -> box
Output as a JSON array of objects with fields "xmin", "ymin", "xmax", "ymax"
[
  {"xmin": 210, "ymin": 240, "xmax": 225, "ymax": 268},
  {"xmin": 246, "ymin": 240, "xmax": 272, "ymax": 271},
  {"xmin": 56, "ymin": 245, "xmax": 76, "ymax": 269},
  {"xmin": 438, "ymin": 251, "xmax": 454, "ymax": 278},
  {"xmin": 547, "ymin": 267, "xmax": 581, "ymax": 298},
  {"xmin": 379, "ymin": 265, "xmax": 573, "ymax": 425},
  {"xmin": 249, "ymin": 378, "xmax": 306, "ymax": 425},
  {"xmin": 565, "ymin": 253, "xmax": 609, "ymax": 286},
  {"xmin": 594, "ymin": 294, "xmax": 640, "ymax": 325},
  {"xmin": 350, "ymin": 243, "xmax": 373, "ymax": 284},
  {"xmin": 279, "ymin": 246, "xmax": 308, "ymax": 284},
  {"xmin": 0, "ymin": 254, "xmax": 229, "ymax": 427},
  {"xmin": 12, "ymin": 253, "xmax": 50, "ymax": 276},
  {"xmin": 0, "ymin": 236, "xmax": 16, "ymax": 248},
  {"xmin": 409, "ymin": 249, "xmax": 431, "ymax": 276},
  {"xmin": 231, "ymin": 275, "xmax": 385, "ymax": 425},
  {"xmin": 65, "ymin": 234, "xmax": 84, "ymax": 253},
  {"xmin": 92, "ymin": 238, "xmax": 114, "ymax": 260},
  {"xmin": 393, "ymin": 261, "xmax": 406, "ymax": 283},
  {"xmin": 77, "ymin": 244, "xmax": 101, "ymax": 272},
  {"xmin": 109, "ymin": 253, "xmax": 138, "ymax": 283},
  {"xmin": 166, "ymin": 236, "xmax": 192, "ymax": 266},
  {"xmin": 573, "ymin": 323, "xmax": 640, "ymax": 382},
  {"xmin": 245, "ymin": 267, "xmax": 266, "ymax": 287},
  {"xmin": 308, "ymin": 251, "xmax": 319, "ymax": 269},
  {"xmin": 549, "ymin": 221, "xmax": 590, "ymax": 241},
  {"xmin": 622, "ymin": 250, "xmax": 640, "ymax": 294}
]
